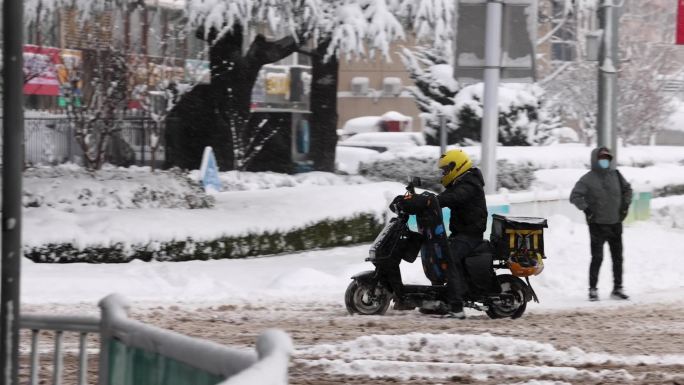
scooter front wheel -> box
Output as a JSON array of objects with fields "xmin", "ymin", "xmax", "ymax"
[
  {"xmin": 345, "ymin": 280, "xmax": 391, "ymax": 315},
  {"xmin": 486, "ymin": 274, "xmax": 528, "ymax": 319}
]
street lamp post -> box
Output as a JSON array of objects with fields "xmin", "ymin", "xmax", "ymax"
[
  {"xmin": 597, "ymin": 0, "xmax": 619, "ymax": 163},
  {"xmin": 480, "ymin": 0, "xmax": 503, "ymax": 194}
]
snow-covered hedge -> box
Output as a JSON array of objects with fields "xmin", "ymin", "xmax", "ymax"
[
  {"xmin": 24, "ymin": 213, "xmax": 383, "ymax": 263},
  {"xmin": 358, "ymin": 157, "xmax": 535, "ymax": 191}
]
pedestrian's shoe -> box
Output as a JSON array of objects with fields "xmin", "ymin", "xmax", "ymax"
[
  {"xmin": 610, "ymin": 288, "xmax": 629, "ymax": 300},
  {"xmin": 588, "ymin": 288, "xmax": 599, "ymax": 302}
]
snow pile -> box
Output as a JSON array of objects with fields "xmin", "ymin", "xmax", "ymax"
[
  {"xmin": 296, "ymin": 333, "xmax": 683, "ymax": 381},
  {"xmin": 336, "ymin": 147, "xmax": 381, "ymax": 175},
  {"xmin": 651, "ymin": 195, "xmax": 684, "ymax": 229},
  {"xmin": 17, "ymin": 164, "xmax": 213, "ymax": 211}
]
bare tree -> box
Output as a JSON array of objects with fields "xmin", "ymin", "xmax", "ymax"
[
  {"xmin": 543, "ymin": 0, "xmax": 682, "ymax": 145},
  {"xmin": 65, "ymin": 47, "xmax": 129, "ymax": 170}
]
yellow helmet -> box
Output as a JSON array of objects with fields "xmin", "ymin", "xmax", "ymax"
[{"xmin": 438, "ymin": 149, "xmax": 472, "ymax": 187}]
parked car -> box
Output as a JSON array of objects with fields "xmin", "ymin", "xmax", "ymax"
[
  {"xmin": 337, "ymin": 132, "xmax": 426, "ymax": 153},
  {"xmin": 338, "ymin": 111, "xmax": 413, "ymax": 140}
]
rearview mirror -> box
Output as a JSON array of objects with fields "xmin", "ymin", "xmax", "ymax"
[{"xmin": 410, "ymin": 176, "xmax": 422, "ymax": 187}]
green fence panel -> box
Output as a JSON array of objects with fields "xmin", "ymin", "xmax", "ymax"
[
  {"xmin": 624, "ymin": 192, "xmax": 652, "ymax": 224},
  {"xmin": 636, "ymin": 192, "xmax": 652, "ymax": 221},
  {"xmin": 108, "ymin": 338, "xmax": 224, "ymax": 385}
]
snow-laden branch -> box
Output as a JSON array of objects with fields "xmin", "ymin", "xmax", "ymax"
[{"xmin": 537, "ymin": 0, "xmax": 572, "ymax": 46}]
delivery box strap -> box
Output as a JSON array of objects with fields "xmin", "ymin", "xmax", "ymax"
[{"xmin": 506, "ymin": 229, "xmax": 542, "ymax": 250}]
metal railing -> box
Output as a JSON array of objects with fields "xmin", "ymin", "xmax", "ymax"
[
  {"xmin": 20, "ymin": 315, "xmax": 100, "ymax": 385},
  {"xmin": 0, "ymin": 114, "xmax": 165, "ymax": 168},
  {"xmin": 19, "ymin": 294, "xmax": 293, "ymax": 385}
]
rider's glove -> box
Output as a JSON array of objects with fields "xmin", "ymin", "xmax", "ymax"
[
  {"xmin": 400, "ymin": 193, "xmax": 430, "ymax": 214},
  {"xmin": 389, "ymin": 195, "xmax": 405, "ymax": 213}
]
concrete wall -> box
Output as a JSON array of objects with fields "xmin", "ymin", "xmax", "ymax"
[{"xmin": 337, "ymin": 40, "xmax": 422, "ymax": 130}]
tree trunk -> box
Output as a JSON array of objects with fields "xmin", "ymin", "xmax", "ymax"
[
  {"xmin": 166, "ymin": 23, "xmax": 302, "ymax": 170},
  {"xmin": 309, "ymin": 39, "xmax": 339, "ymax": 172}
]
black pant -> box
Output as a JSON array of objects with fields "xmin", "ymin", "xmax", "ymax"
[
  {"xmin": 589, "ymin": 223, "xmax": 623, "ymax": 290},
  {"xmin": 446, "ymin": 234, "xmax": 481, "ymax": 310}
]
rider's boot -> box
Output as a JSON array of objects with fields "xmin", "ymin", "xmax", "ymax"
[
  {"xmin": 443, "ymin": 302, "xmax": 466, "ymax": 319},
  {"xmin": 392, "ymin": 291, "xmax": 415, "ymax": 310}
]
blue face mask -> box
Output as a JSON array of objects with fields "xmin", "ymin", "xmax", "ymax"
[{"xmin": 598, "ymin": 159, "xmax": 610, "ymax": 169}]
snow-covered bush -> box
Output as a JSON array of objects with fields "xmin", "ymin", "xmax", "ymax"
[
  {"xmin": 358, "ymin": 158, "xmax": 535, "ymax": 192},
  {"xmin": 19, "ymin": 165, "xmax": 214, "ymax": 210},
  {"xmin": 653, "ymin": 184, "xmax": 684, "ymax": 198},
  {"xmin": 400, "ymin": 47, "xmax": 560, "ymax": 146}
]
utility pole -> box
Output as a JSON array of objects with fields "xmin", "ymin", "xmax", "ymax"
[
  {"xmin": 2, "ymin": 0, "xmax": 25, "ymax": 383},
  {"xmin": 597, "ymin": 0, "xmax": 619, "ymax": 164},
  {"xmin": 481, "ymin": 0, "xmax": 503, "ymax": 194}
]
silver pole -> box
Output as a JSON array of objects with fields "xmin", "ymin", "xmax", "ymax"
[
  {"xmin": 439, "ymin": 114, "xmax": 447, "ymax": 155},
  {"xmin": 597, "ymin": 0, "xmax": 619, "ymax": 163},
  {"xmin": 481, "ymin": 0, "xmax": 503, "ymax": 194}
]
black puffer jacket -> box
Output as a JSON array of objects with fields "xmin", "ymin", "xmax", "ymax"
[
  {"xmin": 437, "ymin": 168, "xmax": 488, "ymax": 238},
  {"xmin": 570, "ymin": 148, "xmax": 633, "ymax": 224}
]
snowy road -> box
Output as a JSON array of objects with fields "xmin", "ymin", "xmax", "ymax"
[
  {"xmin": 24, "ymin": 299, "xmax": 683, "ymax": 385},
  {"xmin": 21, "ymin": 298, "xmax": 684, "ymax": 385}
]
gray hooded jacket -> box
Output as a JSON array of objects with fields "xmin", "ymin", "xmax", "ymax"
[{"xmin": 570, "ymin": 148, "xmax": 633, "ymax": 224}]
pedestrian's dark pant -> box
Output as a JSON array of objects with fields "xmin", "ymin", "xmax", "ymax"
[
  {"xmin": 446, "ymin": 234, "xmax": 481, "ymax": 311},
  {"xmin": 588, "ymin": 223, "xmax": 623, "ymax": 290}
]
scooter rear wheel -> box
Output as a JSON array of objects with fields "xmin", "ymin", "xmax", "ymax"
[
  {"xmin": 345, "ymin": 280, "xmax": 391, "ymax": 315},
  {"xmin": 486, "ymin": 274, "xmax": 528, "ymax": 319}
]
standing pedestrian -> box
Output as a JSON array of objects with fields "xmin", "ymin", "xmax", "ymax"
[{"xmin": 570, "ymin": 147, "xmax": 632, "ymax": 301}]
